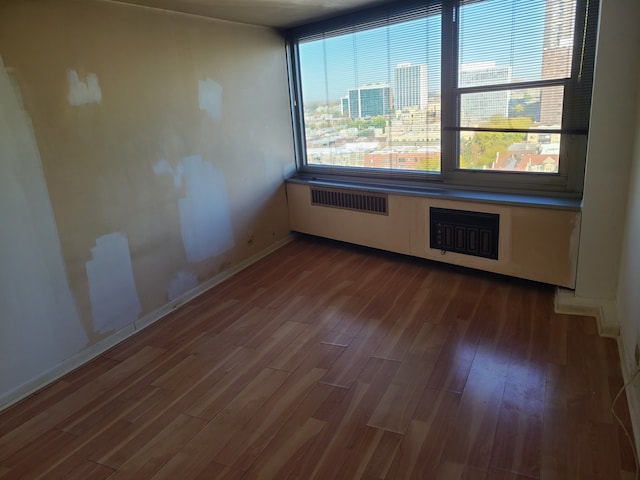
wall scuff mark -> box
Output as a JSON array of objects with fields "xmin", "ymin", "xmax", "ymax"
[
  {"xmin": 198, "ymin": 78, "xmax": 222, "ymax": 121},
  {"xmin": 0, "ymin": 56, "xmax": 88, "ymax": 397},
  {"xmin": 86, "ymin": 232, "xmax": 142, "ymax": 333},
  {"xmin": 153, "ymin": 155, "xmax": 235, "ymax": 262},
  {"xmin": 168, "ymin": 269, "xmax": 198, "ymax": 301},
  {"xmin": 67, "ymin": 69, "xmax": 102, "ymax": 106}
]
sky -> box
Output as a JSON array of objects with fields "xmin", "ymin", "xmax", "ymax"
[{"xmin": 299, "ymin": 0, "xmax": 551, "ymax": 103}]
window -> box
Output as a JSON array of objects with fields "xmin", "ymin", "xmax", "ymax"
[{"xmin": 286, "ymin": 0, "xmax": 598, "ymax": 195}]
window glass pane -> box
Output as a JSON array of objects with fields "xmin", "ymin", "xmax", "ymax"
[
  {"xmin": 460, "ymin": 85, "xmax": 565, "ymax": 127},
  {"xmin": 459, "ymin": 86, "xmax": 564, "ymax": 172},
  {"xmin": 458, "ymin": 0, "xmax": 576, "ymax": 86},
  {"xmin": 457, "ymin": 0, "xmax": 574, "ymax": 175},
  {"xmin": 299, "ymin": 14, "xmax": 441, "ymax": 172},
  {"xmin": 460, "ymin": 131, "xmax": 560, "ymax": 172}
]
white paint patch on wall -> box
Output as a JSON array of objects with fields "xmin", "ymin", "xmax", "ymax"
[
  {"xmin": 154, "ymin": 155, "xmax": 235, "ymax": 263},
  {"xmin": 153, "ymin": 158, "xmax": 184, "ymax": 188},
  {"xmin": 0, "ymin": 57, "xmax": 88, "ymax": 397},
  {"xmin": 199, "ymin": 78, "xmax": 222, "ymax": 121},
  {"xmin": 180, "ymin": 155, "xmax": 235, "ymax": 262},
  {"xmin": 67, "ymin": 69, "xmax": 102, "ymax": 106},
  {"xmin": 86, "ymin": 233, "xmax": 142, "ymax": 333},
  {"xmin": 168, "ymin": 270, "xmax": 199, "ymax": 301}
]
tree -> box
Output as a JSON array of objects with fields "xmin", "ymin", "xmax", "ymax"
[
  {"xmin": 347, "ymin": 116, "xmax": 387, "ymax": 132},
  {"xmin": 459, "ymin": 116, "xmax": 532, "ymax": 169},
  {"xmin": 371, "ymin": 116, "xmax": 387, "ymax": 129},
  {"xmin": 415, "ymin": 155, "xmax": 441, "ymax": 172}
]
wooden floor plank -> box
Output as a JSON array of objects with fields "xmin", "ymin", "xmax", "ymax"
[
  {"xmin": 367, "ymin": 321, "xmax": 450, "ymax": 434},
  {"xmin": 319, "ymin": 318, "xmax": 387, "ymax": 388},
  {"xmin": 0, "ymin": 236, "xmax": 633, "ymax": 480},
  {"xmin": 241, "ymin": 382, "xmax": 335, "ymax": 479},
  {"xmin": 246, "ymin": 417, "xmax": 326, "ymax": 480},
  {"xmin": 0, "ymin": 427, "xmax": 77, "ymax": 480},
  {"xmin": 489, "ymin": 352, "xmax": 546, "ymax": 478},
  {"xmin": 360, "ymin": 429, "xmax": 403, "ymax": 479},
  {"xmin": 269, "ymin": 324, "xmax": 347, "ymax": 372},
  {"xmin": 32, "ymin": 453, "xmax": 113, "ymax": 480},
  {"xmin": 386, "ymin": 419, "xmax": 432, "ymax": 479},
  {"xmin": 382, "ymin": 387, "xmax": 460, "ymax": 479},
  {"xmin": 304, "ymin": 358, "xmax": 401, "ymax": 480},
  {"xmin": 184, "ymin": 322, "xmax": 306, "ymax": 420},
  {"xmin": 146, "ymin": 367, "xmax": 288, "ymax": 478},
  {"xmin": 441, "ymin": 343, "xmax": 510, "ymax": 471},
  {"xmin": 426, "ymin": 318, "xmax": 479, "ymax": 393},
  {"xmin": 65, "ymin": 462, "xmax": 115, "ymax": 480},
  {"xmin": 215, "ymin": 367, "xmax": 329, "ymax": 470},
  {"xmin": 0, "ymin": 346, "xmax": 165, "ymax": 462},
  {"xmin": 106, "ymin": 413, "xmax": 207, "ymax": 479},
  {"xmin": 331, "ymin": 425, "xmax": 387, "ymax": 479}
]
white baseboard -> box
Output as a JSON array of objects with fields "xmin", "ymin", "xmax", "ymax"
[
  {"xmin": 0, "ymin": 233, "xmax": 296, "ymax": 413},
  {"xmin": 135, "ymin": 233, "xmax": 296, "ymax": 330},
  {"xmin": 616, "ymin": 336, "xmax": 640, "ymax": 463},
  {"xmin": 554, "ymin": 287, "xmax": 620, "ymax": 338},
  {"xmin": 556, "ymin": 289, "xmax": 639, "ymax": 459},
  {"xmin": 0, "ymin": 325, "xmax": 136, "ymax": 411}
]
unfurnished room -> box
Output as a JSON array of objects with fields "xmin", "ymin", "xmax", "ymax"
[{"xmin": 1, "ymin": 0, "xmax": 640, "ymax": 478}]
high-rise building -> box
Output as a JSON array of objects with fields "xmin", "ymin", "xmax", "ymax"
[
  {"xmin": 539, "ymin": 0, "xmax": 576, "ymax": 126},
  {"xmin": 341, "ymin": 96, "xmax": 349, "ymax": 117},
  {"xmin": 459, "ymin": 62, "xmax": 512, "ymax": 124},
  {"xmin": 347, "ymin": 84, "xmax": 392, "ymax": 119},
  {"xmin": 394, "ymin": 63, "xmax": 428, "ymax": 110}
]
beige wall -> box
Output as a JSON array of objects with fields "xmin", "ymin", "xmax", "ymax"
[
  {"xmin": 0, "ymin": 0, "xmax": 293, "ymax": 405},
  {"xmin": 287, "ymin": 183, "xmax": 581, "ymax": 288},
  {"xmin": 574, "ymin": 0, "xmax": 640, "ymax": 302},
  {"xmin": 562, "ymin": 0, "xmax": 640, "ymax": 448},
  {"xmin": 617, "ymin": 72, "xmax": 640, "ymax": 450}
]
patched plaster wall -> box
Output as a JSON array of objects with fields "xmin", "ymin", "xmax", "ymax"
[{"xmin": 0, "ymin": 0, "xmax": 293, "ymax": 406}]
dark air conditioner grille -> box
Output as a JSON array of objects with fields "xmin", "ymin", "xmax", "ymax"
[
  {"xmin": 430, "ymin": 207, "xmax": 499, "ymax": 260},
  {"xmin": 310, "ymin": 187, "xmax": 388, "ymax": 215}
]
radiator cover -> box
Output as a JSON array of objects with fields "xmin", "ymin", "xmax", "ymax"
[
  {"xmin": 310, "ymin": 187, "xmax": 388, "ymax": 215},
  {"xmin": 430, "ymin": 207, "xmax": 499, "ymax": 260}
]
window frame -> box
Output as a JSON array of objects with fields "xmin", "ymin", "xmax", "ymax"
[{"xmin": 285, "ymin": 0, "xmax": 598, "ymax": 197}]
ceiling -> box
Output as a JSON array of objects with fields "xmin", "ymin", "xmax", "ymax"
[{"xmin": 108, "ymin": 0, "xmax": 384, "ymax": 28}]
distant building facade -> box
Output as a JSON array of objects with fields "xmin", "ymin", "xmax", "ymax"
[
  {"xmin": 347, "ymin": 84, "xmax": 392, "ymax": 118},
  {"xmin": 459, "ymin": 62, "xmax": 512, "ymax": 124},
  {"xmin": 341, "ymin": 96, "xmax": 349, "ymax": 117},
  {"xmin": 394, "ymin": 63, "xmax": 428, "ymax": 110}
]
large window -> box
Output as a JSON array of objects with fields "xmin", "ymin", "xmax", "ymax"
[{"xmin": 286, "ymin": 0, "xmax": 598, "ymax": 195}]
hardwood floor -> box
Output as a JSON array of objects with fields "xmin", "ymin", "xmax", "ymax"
[{"xmin": 0, "ymin": 235, "xmax": 635, "ymax": 479}]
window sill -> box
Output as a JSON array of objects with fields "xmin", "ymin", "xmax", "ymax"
[{"xmin": 286, "ymin": 175, "xmax": 582, "ymax": 211}]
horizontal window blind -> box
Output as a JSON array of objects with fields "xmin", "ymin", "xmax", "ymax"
[
  {"xmin": 289, "ymin": 1, "xmax": 441, "ymax": 43},
  {"xmin": 286, "ymin": 0, "xmax": 598, "ymax": 194},
  {"xmin": 293, "ymin": 2, "xmax": 442, "ymax": 173}
]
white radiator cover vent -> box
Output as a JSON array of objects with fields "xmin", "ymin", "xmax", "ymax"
[{"xmin": 310, "ymin": 187, "xmax": 388, "ymax": 215}]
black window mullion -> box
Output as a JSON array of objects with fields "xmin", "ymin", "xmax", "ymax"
[
  {"xmin": 441, "ymin": 0, "xmax": 458, "ymax": 174},
  {"xmin": 559, "ymin": 0, "xmax": 598, "ymax": 188},
  {"xmin": 286, "ymin": 39, "xmax": 308, "ymax": 171},
  {"xmin": 456, "ymin": 77, "xmax": 568, "ymax": 96}
]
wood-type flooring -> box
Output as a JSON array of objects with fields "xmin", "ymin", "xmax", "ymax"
[{"xmin": 0, "ymin": 235, "xmax": 635, "ymax": 479}]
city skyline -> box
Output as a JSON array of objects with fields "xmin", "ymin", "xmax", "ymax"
[
  {"xmin": 300, "ymin": 0, "xmax": 575, "ymax": 174},
  {"xmin": 299, "ymin": 0, "xmax": 548, "ymax": 103}
]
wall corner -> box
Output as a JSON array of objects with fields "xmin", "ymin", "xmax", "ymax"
[{"xmin": 554, "ymin": 287, "xmax": 620, "ymax": 338}]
